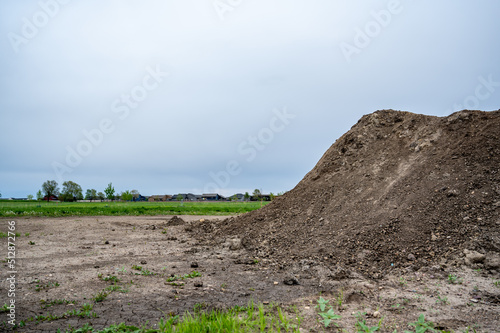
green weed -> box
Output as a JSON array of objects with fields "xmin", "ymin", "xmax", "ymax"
[
  {"xmin": 447, "ymin": 274, "xmax": 463, "ymax": 284},
  {"xmin": 92, "ymin": 290, "xmax": 109, "ymax": 303},
  {"xmin": 40, "ymin": 299, "xmax": 78, "ymax": 309},
  {"xmin": 406, "ymin": 314, "xmax": 437, "ymax": 333},
  {"xmin": 435, "ymin": 294, "xmax": 449, "ymax": 305},
  {"xmin": 315, "ymin": 296, "xmax": 341, "ymax": 328}
]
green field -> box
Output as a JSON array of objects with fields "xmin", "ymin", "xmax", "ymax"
[{"xmin": 0, "ymin": 201, "xmax": 270, "ymax": 217}]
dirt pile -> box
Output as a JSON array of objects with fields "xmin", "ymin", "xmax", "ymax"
[
  {"xmin": 211, "ymin": 110, "xmax": 500, "ymax": 279},
  {"xmin": 167, "ymin": 215, "xmax": 186, "ymax": 226}
]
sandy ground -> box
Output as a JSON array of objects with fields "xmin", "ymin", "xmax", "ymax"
[{"xmin": 1, "ymin": 216, "xmax": 499, "ymax": 332}]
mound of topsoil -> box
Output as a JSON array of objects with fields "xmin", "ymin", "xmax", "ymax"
[
  {"xmin": 213, "ymin": 110, "xmax": 500, "ymax": 279},
  {"xmin": 167, "ymin": 215, "xmax": 186, "ymax": 226}
]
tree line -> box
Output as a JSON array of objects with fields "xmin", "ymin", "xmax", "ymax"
[
  {"xmin": 37, "ymin": 180, "xmax": 136, "ymax": 202},
  {"xmin": 12, "ymin": 181, "xmax": 284, "ymax": 202}
]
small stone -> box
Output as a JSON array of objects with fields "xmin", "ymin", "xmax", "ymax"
[
  {"xmin": 373, "ymin": 311, "xmax": 381, "ymax": 318},
  {"xmin": 104, "ymin": 240, "xmax": 110, "ymax": 245},
  {"xmin": 200, "ymin": 219, "xmax": 206, "ymax": 222},
  {"xmin": 273, "ymin": 281, "xmax": 279, "ymax": 285},
  {"xmin": 283, "ymin": 275, "xmax": 300, "ymax": 285},
  {"xmin": 141, "ymin": 260, "xmax": 147, "ymax": 265},
  {"xmin": 194, "ymin": 282, "xmax": 203, "ymax": 288},
  {"xmin": 229, "ymin": 238, "xmax": 242, "ymax": 251},
  {"xmin": 464, "ymin": 250, "xmax": 485, "ymax": 265},
  {"xmin": 191, "ymin": 262, "xmax": 199, "ymax": 268},
  {"xmin": 407, "ymin": 254, "xmax": 416, "ymax": 261}
]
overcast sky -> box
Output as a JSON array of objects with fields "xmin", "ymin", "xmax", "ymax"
[{"xmin": 1, "ymin": 1, "xmax": 499, "ymax": 198}]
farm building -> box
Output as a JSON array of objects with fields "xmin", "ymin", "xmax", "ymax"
[
  {"xmin": 202, "ymin": 193, "xmax": 226, "ymax": 201},
  {"xmin": 148, "ymin": 195, "xmax": 171, "ymax": 202}
]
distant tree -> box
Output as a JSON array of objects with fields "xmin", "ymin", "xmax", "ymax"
[
  {"xmin": 252, "ymin": 189, "xmax": 262, "ymax": 201},
  {"xmin": 104, "ymin": 183, "xmax": 115, "ymax": 201},
  {"xmin": 42, "ymin": 180, "xmax": 60, "ymax": 200},
  {"xmin": 131, "ymin": 190, "xmax": 140, "ymax": 200},
  {"xmin": 85, "ymin": 189, "xmax": 97, "ymax": 202},
  {"xmin": 244, "ymin": 192, "xmax": 250, "ymax": 201},
  {"xmin": 97, "ymin": 192, "xmax": 105, "ymax": 201},
  {"xmin": 27, "ymin": 194, "xmax": 34, "ymax": 201},
  {"xmin": 121, "ymin": 190, "xmax": 133, "ymax": 201},
  {"xmin": 231, "ymin": 194, "xmax": 238, "ymax": 201},
  {"xmin": 60, "ymin": 181, "xmax": 83, "ymax": 202},
  {"xmin": 176, "ymin": 194, "xmax": 183, "ymax": 201},
  {"xmin": 269, "ymin": 192, "xmax": 275, "ymax": 201},
  {"xmin": 0, "ymin": 191, "xmax": 2, "ymax": 198},
  {"xmin": 36, "ymin": 190, "xmax": 43, "ymax": 201}
]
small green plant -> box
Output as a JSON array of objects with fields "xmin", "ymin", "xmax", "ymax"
[
  {"xmin": 0, "ymin": 304, "xmax": 9, "ymax": 313},
  {"xmin": 34, "ymin": 281, "xmax": 60, "ymax": 292},
  {"xmin": 335, "ymin": 288, "xmax": 344, "ymax": 309},
  {"xmin": 315, "ymin": 296, "xmax": 341, "ymax": 328},
  {"xmin": 391, "ymin": 304, "xmax": 404, "ymax": 313},
  {"xmin": 316, "ymin": 296, "xmax": 329, "ymax": 312},
  {"xmin": 98, "ymin": 273, "xmax": 120, "ymax": 283},
  {"xmin": 436, "ymin": 294, "xmax": 449, "ymax": 305},
  {"xmin": 406, "ymin": 314, "xmax": 437, "ymax": 333},
  {"xmin": 356, "ymin": 319, "xmax": 380, "ymax": 333},
  {"xmin": 399, "ymin": 277, "xmax": 408, "ymax": 286},
  {"xmin": 117, "ymin": 266, "xmax": 127, "ymax": 273},
  {"xmin": 132, "ymin": 265, "xmax": 142, "ymax": 271},
  {"xmin": 28, "ymin": 241, "xmax": 35, "ymax": 245},
  {"xmin": 92, "ymin": 290, "xmax": 109, "ymax": 303},
  {"xmin": 447, "ymin": 274, "xmax": 463, "ymax": 284},
  {"xmin": 39, "ymin": 299, "xmax": 77, "ymax": 309},
  {"xmin": 493, "ymin": 280, "xmax": 500, "ymax": 288},
  {"xmin": 25, "ymin": 232, "xmax": 30, "ymax": 237},
  {"xmin": 105, "ymin": 285, "xmax": 128, "ymax": 293}
]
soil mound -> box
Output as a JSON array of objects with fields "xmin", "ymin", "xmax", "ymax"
[
  {"xmin": 167, "ymin": 215, "xmax": 186, "ymax": 226},
  {"xmin": 215, "ymin": 110, "xmax": 500, "ymax": 278}
]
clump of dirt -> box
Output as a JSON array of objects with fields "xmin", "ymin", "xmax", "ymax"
[
  {"xmin": 167, "ymin": 215, "xmax": 186, "ymax": 226},
  {"xmin": 206, "ymin": 110, "xmax": 500, "ymax": 279}
]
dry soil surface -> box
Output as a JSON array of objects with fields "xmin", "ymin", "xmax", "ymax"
[{"xmin": 1, "ymin": 215, "xmax": 499, "ymax": 332}]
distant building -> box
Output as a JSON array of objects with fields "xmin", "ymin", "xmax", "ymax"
[
  {"xmin": 171, "ymin": 193, "xmax": 200, "ymax": 201},
  {"xmin": 133, "ymin": 195, "xmax": 147, "ymax": 202},
  {"xmin": 43, "ymin": 195, "xmax": 58, "ymax": 201},
  {"xmin": 148, "ymin": 195, "xmax": 171, "ymax": 202},
  {"xmin": 202, "ymin": 193, "xmax": 226, "ymax": 201}
]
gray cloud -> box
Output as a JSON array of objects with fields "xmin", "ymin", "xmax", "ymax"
[{"xmin": 1, "ymin": 0, "xmax": 500, "ymax": 198}]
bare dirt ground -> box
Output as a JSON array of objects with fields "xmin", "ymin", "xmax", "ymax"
[{"xmin": 1, "ymin": 215, "xmax": 499, "ymax": 332}]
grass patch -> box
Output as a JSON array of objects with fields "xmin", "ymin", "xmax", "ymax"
[
  {"xmin": 0, "ymin": 201, "xmax": 269, "ymax": 217},
  {"xmin": 63, "ymin": 302, "xmax": 302, "ymax": 333},
  {"xmin": 25, "ymin": 303, "xmax": 97, "ymax": 324},
  {"xmin": 40, "ymin": 299, "xmax": 78, "ymax": 309}
]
